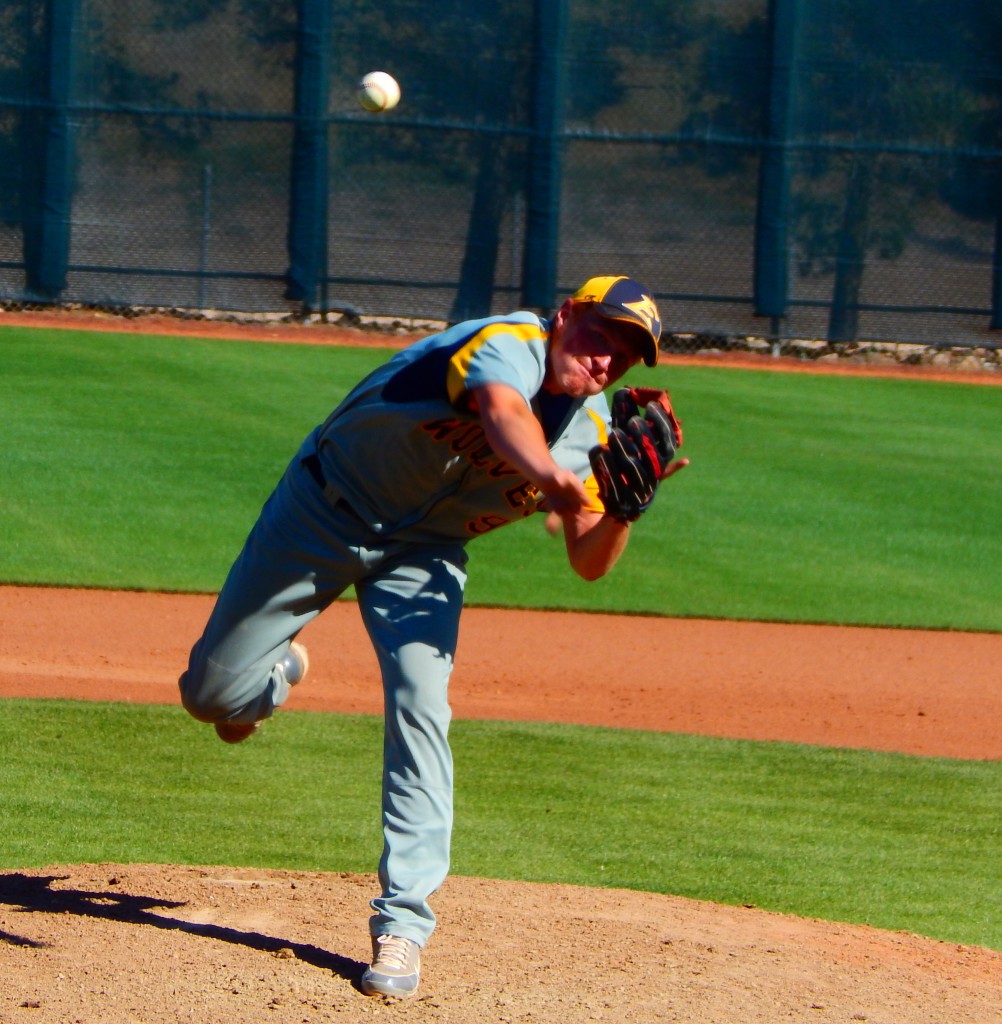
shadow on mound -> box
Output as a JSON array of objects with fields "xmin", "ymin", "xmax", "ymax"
[{"xmin": 0, "ymin": 870, "xmax": 365, "ymax": 986}]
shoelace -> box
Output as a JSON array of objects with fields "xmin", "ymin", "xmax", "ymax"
[{"xmin": 374, "ymin": 935, "xmax": 414, "ymax": 970}]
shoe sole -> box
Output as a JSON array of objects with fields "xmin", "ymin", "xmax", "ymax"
[{"xmin": 214, "ymin": 721, "xmax": 261, "ymax": 744}]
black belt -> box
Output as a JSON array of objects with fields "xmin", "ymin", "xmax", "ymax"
[{"xmin": 302, "ymin": 453, "xmax": 363, "ymax": 521}]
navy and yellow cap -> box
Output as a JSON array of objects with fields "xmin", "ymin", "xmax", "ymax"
[{"xmin": 571, "ymin": 276, "xmax": 662, "ymax": 367}]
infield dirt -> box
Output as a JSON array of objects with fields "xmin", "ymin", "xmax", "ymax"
[{"xmin": 1, "ymin": 586, "xmax": 1001, "ymax": 1024}]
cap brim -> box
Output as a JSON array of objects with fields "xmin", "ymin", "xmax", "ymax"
[{"xmin": 598, "ymin": 308, "xmax": 659, "ymax": 367}]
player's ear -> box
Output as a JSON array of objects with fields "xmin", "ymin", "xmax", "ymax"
[{"xmin": 551, "ymin": 299, "xmax": 575, "ymax": 336}]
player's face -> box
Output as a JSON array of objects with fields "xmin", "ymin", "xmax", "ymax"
[{"xmin": 545, "ymin": 304, "xmax": 644, "ymax": 397}]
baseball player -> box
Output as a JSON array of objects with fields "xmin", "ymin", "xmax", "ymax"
[{"xmin": 179, "ymin": 275, "xmax": 687, "ymax": 999}]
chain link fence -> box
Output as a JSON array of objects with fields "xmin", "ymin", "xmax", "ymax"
[{"xmin": 2, "ymin": 0, "xmax": 1001, "ymax": 367}]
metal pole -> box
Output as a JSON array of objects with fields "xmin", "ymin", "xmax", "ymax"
[
  {"xmin": 520, "ymin": 0, "xmax": 569, "ymax": 312},
  {"xmin": 284, "ymin": 0, "xmax": 331, "ymax": 313},
  {"xmin": 24, "ymin": 0, "xmax": 79, "ymax": 299},
  {"xmin": 992, "ymin": 215, "xmax": 1002, "ymax": 330},
  {"xmin": 753, "ymin": 0, "xmax": 800, "ymax": 323},
  {"xmin": 198, "ymin": 163, "xmax": 212, "ymax": 310}
]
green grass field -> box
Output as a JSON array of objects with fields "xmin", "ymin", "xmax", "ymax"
[
  {"xmin": 4, "ymin": 324, "xmax": 1001, "ymax": 629},
  {"xmin": 2, "ymin": 323, "xmax": 1000, "ymax": 952},
  {"xmin": 3, "ymin": 700, "xmax": 999, "ymax": 951}
]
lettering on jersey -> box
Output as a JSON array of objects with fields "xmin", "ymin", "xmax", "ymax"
[
  {"xmin": 442, "ymin": 423, "xmax": 483, "ymax": 452},
  {"xmin": 422, "ymin": 418, "xmax": 466, "ymax": 443},
  {"xmin": 467, "ymin": 480, "xmax": 542, "ymax": 534},
  {"xmin": 465, "ymin": 443, "xmax": 497, "ymax": 470},
  {"xmin": 421, "ymin": 418, "xmax": 520, "ymax": 479},
  {"xmin": 467, "ymin": 514, "xmax": 511, "ymax": 535},
  {"xmin": 420, "ymin": 418, "xmax": 545, "ymax": 535},
  {"xmin": 505, "ymin": 479, "xmax": 541, "ymax": 511}
]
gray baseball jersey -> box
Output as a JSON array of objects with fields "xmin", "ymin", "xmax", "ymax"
[{"xmin": 309, "ymin": 311, "xmax": 610, "ymax": 543}]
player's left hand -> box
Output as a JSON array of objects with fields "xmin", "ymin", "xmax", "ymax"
[
  {"xmin": 590, "ymin": 386, "xmax": 687, "ymax": 523},
  {"xmin": 589, "ymin": 428, "xmax": 657, "ymax": 522}
]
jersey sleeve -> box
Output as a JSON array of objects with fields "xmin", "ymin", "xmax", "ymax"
[{"xmin": 445, "ymin": 314, "xmax": 548, "ymax": 407}]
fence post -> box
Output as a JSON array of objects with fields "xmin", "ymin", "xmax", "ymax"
[
  {"xmin": 520, "ymin": 0, "xmax": 568, "ymax": 312},
  {"xmin": 21, "ymin": 0, "xmax": 79, "ymax": 299},
  {"xmin": 753, "ymin": 0, "xmax": 800, "ymax": 323},
  {"xmin": 198, "ymin": 164, "xmax": 213, "ymax": 311},
  {"xmin": 284, "ymin": 0, "xmax": 331, "ymax": 313},
  {"xmin": 992, "ymin": 217, "xmax": 1002, "ymax": 331}
]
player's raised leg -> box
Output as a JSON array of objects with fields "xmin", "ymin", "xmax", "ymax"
[{"xmin": 179, "ymin": 454, "xmax": 356, "ymax": 739}]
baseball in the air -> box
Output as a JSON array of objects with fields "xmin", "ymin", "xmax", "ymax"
[{"xmin": 357, "ymin": 71, "xmax": 401, "ymax": 113}]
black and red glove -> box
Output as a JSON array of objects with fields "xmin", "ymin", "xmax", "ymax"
[{"xmin": 589, "ymin": 387, "xmax": 683, "ymax": 523}]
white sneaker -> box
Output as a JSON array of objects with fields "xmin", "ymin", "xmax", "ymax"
[
  {"xmin": 214, "ymin": 642, "xmax": 309, "ymax": 743},
  {"xmin": 360, "ymin": 934, "xmax": 421, "ymax": 999},
  {"xmin": 282, "ymin": 641, "xmax": 310, "ymax": 686}
]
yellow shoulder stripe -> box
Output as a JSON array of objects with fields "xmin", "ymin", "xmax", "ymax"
[{"xmin": 446, "ymin": 321, "xmax": 546, "ymax": 405}]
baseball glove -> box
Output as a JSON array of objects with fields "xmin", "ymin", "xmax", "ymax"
[
  {"xmin": 589, "ymin": 387, "xmax": 684, "ymax": 523},
  {"xmin": 611, "ymin": 386, "xmax": 683, "ymax": 463}
]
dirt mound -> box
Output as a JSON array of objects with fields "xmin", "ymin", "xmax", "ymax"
[{"xmin": 4, "ymin": 863, "xmax": 1001, "ymax": 1024}]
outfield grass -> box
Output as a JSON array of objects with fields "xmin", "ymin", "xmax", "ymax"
[
  {"xmin": 2, "ymin": 699, "xmax": 998, "ymax": 951},
  {"xmin": 2, "ymin": 324, "xmax": 1000, "ymax": 956},
  {"xmin": 3, "ymin": 324, "xmax": 1001, "ymax": 630}
]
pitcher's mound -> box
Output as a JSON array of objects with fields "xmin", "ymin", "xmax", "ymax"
[{"xmin": 2, "ymin": 864, "xmax": 1000, "ymax": 1023}]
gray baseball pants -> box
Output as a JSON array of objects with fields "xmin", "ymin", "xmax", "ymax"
[{"xmin": 179, "ymin": 440, "xmax": 468, "ymax": 947}]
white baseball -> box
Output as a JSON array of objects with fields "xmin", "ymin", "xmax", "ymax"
[{"xmin": 357, "ymin": 71, "xmax": 401, "ymax": 113}]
